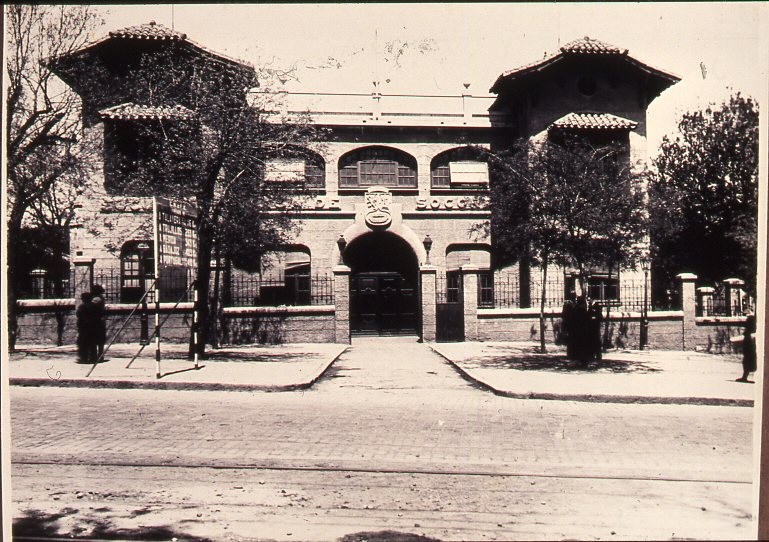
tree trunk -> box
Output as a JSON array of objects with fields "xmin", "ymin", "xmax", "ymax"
[
  {"xmin": 6, "ymin": 205, "xmax": 26, "ymax": 351},
  {"xmin": 193, "ymin": 224, "xmax": 214, "ymax": 360},
  {"xmin": 539, "ymin": 253, "xmax": 549, "ymax": 353}
]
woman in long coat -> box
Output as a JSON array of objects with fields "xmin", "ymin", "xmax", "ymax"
[{"xmin": 737, "ymin": 314, "xmax": 756, "ymax": 382}]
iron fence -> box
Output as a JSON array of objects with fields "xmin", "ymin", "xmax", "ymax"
[
  {"xmin": 698, "ymin": 283, "xmax": 753, "ymax": 316},
  {"xmin": 17, "ymin": 268, "xmax": 78, "ymax": 299},
  {"xmin": 436, "ymin": 272, "xmax": 462, "ymax": 304},
  {"xmin": 227, "ymin": 273, "xmax": 334, "ymax": 307}
]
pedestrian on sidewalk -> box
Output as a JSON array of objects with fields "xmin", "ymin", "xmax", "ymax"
[
  {"xmin": 573, "ymin": 295, "xmax": 591, "ymax": 367},
  {"xmin": 736, "ymin": 314, "xmax": 756, "ymax": 383},
  {"xmin": 589, "ymin": 300, "xmax": 603, "ymax": 362},
  {"xmin": 76, "ymin": 292, "xmax": 94, "ymax": 363},
  {"xmin": 91, "ymin": 284, "xmax": 107, "ymax": 362},
  {"xmin": 561, "ymin": 293, "xmax": 576, "ymax": 358}
]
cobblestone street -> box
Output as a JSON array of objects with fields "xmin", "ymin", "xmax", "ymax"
[{"xmin": 10, "ymin": 338, "xmax": 755, "ymax": 540}]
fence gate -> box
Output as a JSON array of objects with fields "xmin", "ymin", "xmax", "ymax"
[{"xmin": 436, "ymin": 273, "xmax": 464, "ymax": 342}]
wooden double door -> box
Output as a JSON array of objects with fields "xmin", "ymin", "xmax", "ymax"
[{"xmin": 350, "ymin": 272, "xmax": 417, "ymax": 335}]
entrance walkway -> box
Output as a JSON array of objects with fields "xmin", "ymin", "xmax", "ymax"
[{"xmin": 317, "ymin": 336, "xmax": 474, "ymax": 393}]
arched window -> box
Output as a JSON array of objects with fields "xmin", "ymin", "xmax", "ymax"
[
  {"xmin": 430, "ymin": 147, "xmax": 488, "ymax": 189},
  {"xmin": 338, "ymin": 146, "xmax": 417, "ymax": 188},
  {"xmin": 264, "ymin": 149, "xmax": 326, "ymax": 189},
  {"xmin": 120, "ymin": 240, "xmax": 155, "ymax": 303}
]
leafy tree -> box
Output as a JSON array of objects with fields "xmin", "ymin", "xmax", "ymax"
[
  {"xmin": 649, "ymin": 94, "xmax": 759, "ymax": 296},
  {"xmin": 485, "ymin": 135, "xmax": 647, "ymax": 353},
  {"xmin": 5, "ymin": 5, "xmax": 102, "ymax": 349}
]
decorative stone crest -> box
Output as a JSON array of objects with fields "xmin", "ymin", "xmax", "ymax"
[{"xmin": 364, "ymin": 186, "xmax": 392, "ymax": 228}]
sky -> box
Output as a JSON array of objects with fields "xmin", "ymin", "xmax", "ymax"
[{"xmin": 90, "ymin": 3, "xmax": 768, "ymax": 151}]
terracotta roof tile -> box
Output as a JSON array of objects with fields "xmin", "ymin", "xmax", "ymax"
[
  {"xmin": 99, "ymin": 103, "xmax": 196, "ymax": 121},
  {"xmin": 560, "ymin": 36, "xmax": 627, "ymax": 55},
  {"xmin": 490, "ymin": 36, "xmax": 679, "ymax": 94},
  {"xmin": 109, "ymin": 21, "xmax": 187, "ymax": 41},
  {"xmin": 550, "ymin": 112, "xmax": 638, "ymax": 131}
]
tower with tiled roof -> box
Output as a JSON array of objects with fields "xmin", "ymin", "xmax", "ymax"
[
  {"xmin": 46, "ymin": 22, "xmax": 256, "ymax": 275},
  {"xmin": 489, "ymin": 36, "xmax": 679, "ymax": 150},
  {"xmin": 47, "ymin": 21, "xmax": 254, "ymax": 127}
]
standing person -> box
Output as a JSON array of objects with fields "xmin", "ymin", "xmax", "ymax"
[
  {"xmin": 76, "ymin": 292, "xmax": 94, "ymax": 363},
  {"xmin": 91, "ymin": 284, "xmax": 107, "ymax": 362},
  {"xmin": 573, "ymin": 295, "xmax": 590, "ymax": 366},
  {"xmin": 737, "ymin": 314, "xmax": 757, "ymax": 382},
  {"xmin": 561, "ymin": 294, "xmax": 576, "ymax": 358},
  {"xmin": 589, "ymin": 301, "xmax": 603, "ymax": 362}
]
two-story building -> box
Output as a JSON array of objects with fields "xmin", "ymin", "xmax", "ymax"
[{"xmin": 49, "ymin": 22, "xmax": 679, "ymax": 342}]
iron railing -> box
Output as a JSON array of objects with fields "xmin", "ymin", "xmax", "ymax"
[{"xmin": 228, "ymin": 273, "xmax": 334, "ymax": 307}]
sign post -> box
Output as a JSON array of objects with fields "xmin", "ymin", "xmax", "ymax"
[{"xmin": 153, "ymin": 196, "xmax": 199, "ymax": 377}]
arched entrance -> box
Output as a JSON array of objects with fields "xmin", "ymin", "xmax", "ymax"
[{"xmin": 343, "ymin": 231, "xmax": 419, "ymax": 335}]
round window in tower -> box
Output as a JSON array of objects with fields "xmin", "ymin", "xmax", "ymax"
[{"xmin": 577, "ymin": 75, "xmax": 598, "ymax": 97}]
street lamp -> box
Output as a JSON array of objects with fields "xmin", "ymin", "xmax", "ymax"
[
  {"xmin": 640, "ymin": 258, "xmax": 650, "ymax": 350},
  {"xmin": 137, "ymin": 242, "xmax": 150, "ymax": 345},
  {"xmin": 423, "ymin": 235, "xmax": 433, "ymax": 265},
  {"xmin": 336, "ymin": 235, "xmax": 347, "ymax": 265}
]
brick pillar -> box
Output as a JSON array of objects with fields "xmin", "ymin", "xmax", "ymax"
[
  {"xmin": 723, "ymin": 278, "xmax": 745, "ymax": 316},
  {"xmin": 462, "ymin": 265, "xmax": 479, "ymax": 341},
  {"xmin": 73, "ymin": 257, "xmax": 95, "ymax": 300},
  {"xmin": 677, "ymin": 272, "xmax": 698, "ymax": 350},
  {"xmin": 333, "ymin": 265, "xmax": 351, "ymax": 344},
  {"xmin": 696, "ymin": 286, "xmax": 715, "ymax": 316},
  {"xmin": 420, "ymin": 265, "xmax": 437, "ymax": 342}
]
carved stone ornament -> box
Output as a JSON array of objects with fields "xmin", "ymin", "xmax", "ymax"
[{"xmin": 364, "ymin": 186, "xmax": 392, "ymax": 228}]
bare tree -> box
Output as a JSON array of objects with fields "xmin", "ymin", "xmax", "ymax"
[{"xmin": 5, "ymin": 5, "xmax": 102, "ymax": 349}]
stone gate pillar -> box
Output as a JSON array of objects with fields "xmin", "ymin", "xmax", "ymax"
[
  {"xmin": 462, "ymin": 265, "xmax": 479, "ymax": 341},
  {"xmin": 420, "ymin": 265, "xmax": 437, "ymax": 342},
  {"xmin": 333, "ymin": 265, "xmax": 351, "ymax": 344},
  {"xmin": 677, "ymin": 272, "xmax": 698, "ymax": 350}
]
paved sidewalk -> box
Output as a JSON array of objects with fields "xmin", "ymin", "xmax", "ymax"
[
  {"xmin": 7, "ymin": 342, "xmax": 347, "ymax": 391},
  {"xmin": 431, "ymin": 341, "xmax": 757, "ymax": 406}
]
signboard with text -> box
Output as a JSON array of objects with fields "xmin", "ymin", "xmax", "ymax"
[{"xmin": 154, "ymin": 197, "xmax": 198, "ymax": 301}]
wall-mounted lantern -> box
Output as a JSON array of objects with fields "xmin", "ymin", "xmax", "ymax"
[
  {"xmin": 423, "ymin": 235, "xmax": 433, "ymax": 265},
  {"xmin": 336, "ymin": 235, "xmax": 347, "ymax": 265}
]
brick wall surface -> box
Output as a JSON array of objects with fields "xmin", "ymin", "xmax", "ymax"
[{"xmin": 15, "ymin": 306, "xmax": 335, "ymax": 346}]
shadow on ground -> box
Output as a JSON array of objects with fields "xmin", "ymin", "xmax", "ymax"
[
  {"xmin": 339, "ymin": 531, "xmax": 441, "ymax": 542},
  {"xmin": 13, "ymin": 507, "xmax": 212, "ymax": 541},
  {"xmin": 11, "ymin": 347, "xmax": 320, "ymax": 364},
  {"xmin": 206, "ymin": 351, "xmax": 321, "ymax": 363},
  {"xmin": 466, "ymin": 348, "xmax": 661, "ymax": 374}
]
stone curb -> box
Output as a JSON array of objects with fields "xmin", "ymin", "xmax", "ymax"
[
  {"xmin": 9, "ymin": 346, "xmax": 349, "ymax": 393},
  {"xmin": 428, "ymin": 345, "xmax": 754, "ymax": 408}
]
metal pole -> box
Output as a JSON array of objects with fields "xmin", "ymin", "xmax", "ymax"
[
  {"xmin": 139, "ymin": 249, "xmax": 149, "ymax": 345},
  {"xmin": 641, "ymin": 268, "xmax": 649, "ymax": 350},
  {"xmin": 154, "ymin": 282, "xmax": 161, "ymax": 378},
  {"xmin": 193, "ymin": 279, "xmax": 199, "ymax": 369},
  {"xmin": 153, "ymin": 198, "xmax": 161, "ymax": 378}
]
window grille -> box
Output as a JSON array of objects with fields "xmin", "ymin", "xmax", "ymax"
[{"xmin": 338, "ymin": 147, "xmax": 417, "ymax": 188}]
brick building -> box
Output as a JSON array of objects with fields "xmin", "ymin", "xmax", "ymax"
[{"xmin": 47, "ymin": 22, "xmax": 680, "ymax": 343}]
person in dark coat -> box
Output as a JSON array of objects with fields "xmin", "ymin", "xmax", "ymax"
[
  {"xmin": 561, "ymin": 295, "xmax": 576, "ymax": 358},
  {"xmin": 76, "ymin": 292, "xmax": 94, "ymax": 363},
  {"xmin": 91, "ymin": 284, "xmax": 107, "ymax": 362},
  {"xmin": 589, "ymin": 301, "xmax": 603, "ymax": 362},
  {"xmin": 737, "ymin": 314, "xmax": 757, "ymax": 382},
  {"xmin": 573, "ymin": 295, "xmax": 590, "ymax": 366}
]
